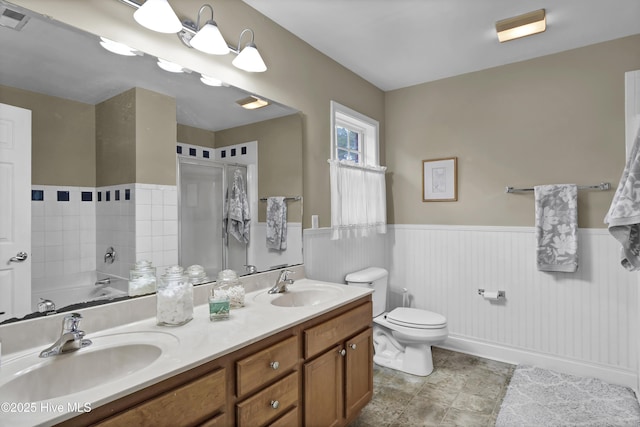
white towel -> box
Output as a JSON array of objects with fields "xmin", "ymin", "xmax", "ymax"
[
  {"xmin": 227, "ymin": 169, "xmax": 250, "ymax": 244},
  {"xmin": 266, "ymin": 197, "xmax": 287, "ymax": 250},
  {"xmin": 605, "ymin": 127, "xmax": 640, "ymax": 270},
  {"xmin": 534, "ymin": 184, "xmax": 578, "ymax": 272}
]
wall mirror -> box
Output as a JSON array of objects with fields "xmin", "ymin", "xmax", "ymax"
[{"xmin": 0, "ymin": 1, "xmax": 303, "ymax": 323}]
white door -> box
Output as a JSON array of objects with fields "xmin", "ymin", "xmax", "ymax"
[{"xmin": 0, "ymin": 103, "xmax": 31, "ymax": 321}]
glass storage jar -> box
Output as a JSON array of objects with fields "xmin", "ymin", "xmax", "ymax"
[
  {"xmin": 157, "ymin": 265, "xmax": 193, "ymax": 326},
  {"xmin": 215, "ymin": 269, "xmax": 245, "ymax": 309},
  {"xmin": 186, "ymin": 264, "xmax": 208, "ymax": 285},
  {"xmin": 128, "ymin": 260, "xmax": 157, "ymax": 297}
]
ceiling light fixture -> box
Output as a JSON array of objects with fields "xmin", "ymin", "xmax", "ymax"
[
  {"xmin": 99, "ymin": 37, "xmax": 140, "ymax": 56},
  {"xmin": 496, "ymin": 9, "xmax": 546, "ymax": 43},
  {"xmin": 118, "ymin": 0, "xmax": 268, "ymax": 73},
  {"xmin": 232, "ymin": 29, "xmax": 267, "ymax": 73},
  {"xmin": 132, "ymin": 0, "xmax": 182, "ymax": 34},
  {"xmin": 236, "ymin": 95, "xmax": 269, "ymax": 110},
  {"xmin": 185, "ymin": 4, "xmax": 229, "ymax": 55}
]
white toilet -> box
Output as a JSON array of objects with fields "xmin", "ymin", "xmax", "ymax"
[{"xmin": 345, "ymin": 267, "xmax": 448, "ymax": 376}]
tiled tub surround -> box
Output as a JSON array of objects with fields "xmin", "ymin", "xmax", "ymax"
[
  {"xmin": 0, "ymin": 266, "xmax": 373, "ymax": 426},
  {"xmin": 31, "ymin": 184, "xmax": 178, "ymax": 304},
  {"xmin": 304, "ymin": 225, "xmax": 639, "ymax": 389}
]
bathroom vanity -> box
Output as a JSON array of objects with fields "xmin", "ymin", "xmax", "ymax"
[{"xmin": 0, "ymin": 277, "xmax": 373, "ymax": 427}]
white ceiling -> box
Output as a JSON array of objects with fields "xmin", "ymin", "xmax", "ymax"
[{"xmin": 243, "ymin": 0, "xmax": 640, "ymax": 91}]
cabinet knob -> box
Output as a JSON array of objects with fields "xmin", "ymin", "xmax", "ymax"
[
  {"xmin": 339, "ymin": 349, "xmax": 346, "ymax": 356},
  {"xmin": 350, "ymin": 343, "xmax": 357, "ymax": 350},
  {"xmin": 270, "ymin": 361, "xmax": 280, "ymax": 370},
  {"xmin": 270, "ymin": 400, "xmax": 280, "ymax": 409}
]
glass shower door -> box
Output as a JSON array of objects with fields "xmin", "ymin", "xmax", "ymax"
[{"xmin": 178, "ymin": 159, "xmax": 225, "ymax": 279}]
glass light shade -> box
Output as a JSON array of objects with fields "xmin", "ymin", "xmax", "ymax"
[
  {"xmin": 157, "ymin": 58, "xmax": 184, "ymax": 73},
  {"xmin": 133, "ymin": 0, "xmax": 182, "ymax": 34},
  {"xmin": 190, "ymin": 22, "xmax": 229, "ymax": 55},
  {"xmin": 232, "ymin": 43, "xmax": 267, "ymax": 72},
  {"xmin": 200, "ymin": 74, "xmax": 223, "ymax": 86},
  {"xmin": 99, "ymin": 37, "xmax": 137, "ymax": 56}
]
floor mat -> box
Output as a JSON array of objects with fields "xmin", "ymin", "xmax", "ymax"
[{"xmin": 496, "ymin": 365, "xmax": 640, "ymax": 427}]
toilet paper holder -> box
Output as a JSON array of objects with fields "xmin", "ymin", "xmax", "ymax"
[{"xmin": 477, "ymin": 289, "xmax": 506, "ymax": 300}]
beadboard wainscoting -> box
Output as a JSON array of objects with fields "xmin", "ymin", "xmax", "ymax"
[{"xmin": 303, "ymin": 225, "xmax": 639, "ymax": 389}]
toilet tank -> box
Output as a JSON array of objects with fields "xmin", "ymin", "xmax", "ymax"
[{"xmin": 345, "ymin": 267, "xmax": 388, "ymax": 317}]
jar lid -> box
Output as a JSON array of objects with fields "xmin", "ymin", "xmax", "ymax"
[
  {"xmin": 134, "ymin": 260, "xmax": 153, "ymax": 270},
  {"xmin": 187, "ymin": 264, "xmax": 206, "ymax": 277},
  {"xmin": 217, "ymin": 269, "xmax": 239, "ymax": 282},
  {"xmin": 163, "ymin": 265, "xmax": 184, "ymax": 278}
]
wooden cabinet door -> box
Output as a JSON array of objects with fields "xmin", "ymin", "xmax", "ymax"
[
  {"xmin": 345, "ymin": 328, "xmax": 373, "ymax": 420},
  {"xmin": 303, "ymin": 345, "xmax": 344, "ymax": 427}
]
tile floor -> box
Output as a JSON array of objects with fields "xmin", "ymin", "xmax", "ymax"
[{"xmin": 350, "ymin": 347, "xmax": 515, "ymax": 427}]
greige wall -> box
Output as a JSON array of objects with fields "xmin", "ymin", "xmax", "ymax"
[
  {"xmin": 216, "ymin": 114, "xmax": 303, "ymax": 222},
  {"xmin": 15, "ymin": 0, "xmax": 386, "ymax": 229},
  {"xmin": 96, "ymin": 88, "xmax": 136, "ymax": 186},
  {"xmin": 0, "ymin": 84, "xmax": 95, "ymax": 186},
  {"xmin": 135, "ymin": 87, "xmax": 176, "ymax": 185},
  {"xmin": 178, "ymin": 124, "xmax": 215, "ymax": 148},
  {"xmin": 386, "ymin": 34, "xmax": 640, "ymax": 228}
]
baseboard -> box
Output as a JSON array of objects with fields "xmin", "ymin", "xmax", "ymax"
[{"xmin": 439, "ymin": 334, "xmax": 638, "ymax": 392}]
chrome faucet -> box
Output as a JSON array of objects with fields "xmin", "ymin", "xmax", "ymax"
[
  {"xmin": 95, "ymin": 277, "xmax": 111, "ymax": 287},
  {"xmin": 104, "ymin": 246, "xmax": 116, "ymax": 264},
  {"xmin": 39, "ymin": 313, "xmax": 92, "ymax": 358},
  {"xmin": 268, "ymin": 270, "xmax": 294, "ymax": 294}
]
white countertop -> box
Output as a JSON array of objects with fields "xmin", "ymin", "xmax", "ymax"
[{"xmin": 0, "ymin": 279, "xmax": 372, "ymax": 427}]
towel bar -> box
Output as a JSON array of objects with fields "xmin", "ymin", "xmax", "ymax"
[
  {"xmin": 505, "ymin": 182, "xmax": 610, "ymax": 194},
  {"xmin": 259, "ymin": 196, "xmax": 301, "ymax": 202}
]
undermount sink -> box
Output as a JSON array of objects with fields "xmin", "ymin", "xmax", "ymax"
[
  {"xmin": 0, "ymin": 331, "xmax": 178, "ymax": 402},
  {"xmin": 253, "ymin": 282, "xmax": 345, "ymax": 307}
]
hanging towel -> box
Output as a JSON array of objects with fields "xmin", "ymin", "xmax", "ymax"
[
  {"xmin": 605, "ymin": 127, "xmax": 640, "ymax": 270},
  {"xmin": 227, "ymin": 169, "xmax": 250, "ymax": 244},
  {"xmin": 266, "ymin": 196, "xmax": 287, "ymax": 250},
  {"xmin": 534, "ymin": 184, "xmax": 578, "ymax": 272}
]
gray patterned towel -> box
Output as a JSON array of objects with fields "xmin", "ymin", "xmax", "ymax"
[
  {"xmin": 227, "ymin": 169, "xmax": 250, "ymax": 244},
  {"xmin": 534, "ymin": 184, "xmax": 578, "ymax": 272},
  {"xmin": 266, "ymin": 197, "xmax": 287, "ymax": 250},
  {"xmin": 605, "ymin": 128, "xmax": 640, "ymax": 270}
]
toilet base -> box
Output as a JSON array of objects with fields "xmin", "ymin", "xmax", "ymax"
[{"xmin": 372, "ymin": 326, "xmax": 436, "ymax": 376}]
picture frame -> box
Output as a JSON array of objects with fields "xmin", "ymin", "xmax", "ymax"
[{"xmin": 422, "ymin": 157, "xmax": 458, "ymax": 202}]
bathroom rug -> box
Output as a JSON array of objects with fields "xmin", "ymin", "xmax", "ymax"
[{"xmin": 495, "ymin": 364, "xmax": 640, "ymax": 426}]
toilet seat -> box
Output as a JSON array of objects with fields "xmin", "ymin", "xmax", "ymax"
[{"xmin": 386, "ymin": 307, "xmax": 447, "ymax": 330}]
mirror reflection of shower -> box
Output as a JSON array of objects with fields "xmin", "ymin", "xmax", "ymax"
[{"xmin": 178, "ymin": 155, "xmax": 254, "ymax": 279}]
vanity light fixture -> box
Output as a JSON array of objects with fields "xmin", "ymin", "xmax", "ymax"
[
  {"xmin": 99, "ymin": 37, "xmax": 141, "ymax": 56},
  {"xmin": 184, "ymin": 4, "xmax": 229, "ymax": 55},
  {"xmin": 232, "ymin": 29, "xmax": 267, "ymax": 73},
  {"xmin": 118, "ymin": 0, "xmax": 268, "ymax": 72},
  {"xmin": 496, "ymin": 9, "xmax": 546, "ymax": 43},
  {"xmin": 236, "ymin": 95, "xmax": 269, "ymax": 110},
  {"xmin": 200, "ymin": 74, "xmax": 223, "ymax": 86},
  {"xmin": 132, "ymin": 0, "xmax": 182, "ymax": 34},
  {"xmin": 157, "ymin": 58, "xmax": 187, "ymax": 73}
]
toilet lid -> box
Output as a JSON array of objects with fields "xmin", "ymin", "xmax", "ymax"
[{"xmin": 386, "ymin": 307, "xmax": 447, "ymax": 329}]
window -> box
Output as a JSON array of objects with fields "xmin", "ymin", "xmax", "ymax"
[
  {"xmin": 331, "ymin": 101, "xmax": 379, "ymax": 167},
  {"xmin": 329, "ymin": 101, "xmax": 386, "ymax": 240}
]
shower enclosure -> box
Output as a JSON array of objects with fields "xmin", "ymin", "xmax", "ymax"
[{"xmin": 178, "ymin": 157, "xmax": 250, "ymax": 279}]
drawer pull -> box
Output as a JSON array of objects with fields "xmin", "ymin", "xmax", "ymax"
[
  {"xmin": 270, "ymin": 400, "xmax": 280, "ymax": 409},
  {"xmin": 270, "ymin": 361, "xmax": 280, "ymax": 370},
  {"xmin": 339, "ymin": 349, "xmax": 346, "ymax": 356},
  {"xmin": 350, "ymin": 343, "xmax": 357, "ymax": 350}
]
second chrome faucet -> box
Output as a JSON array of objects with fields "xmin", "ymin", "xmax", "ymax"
[
  {"xmin": 39, "ymin": 313, "xmax": 92, "ymax": 358},
  {"xmin": 268, "ymin": 270, "xmax": 295, "ymax": 294}
]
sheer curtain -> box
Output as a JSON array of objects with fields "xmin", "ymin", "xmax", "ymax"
[{"xmin": 329, "ymin": 160, "xmax": 387, "ymax": 240}]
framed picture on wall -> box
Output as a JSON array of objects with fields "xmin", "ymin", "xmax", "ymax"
[{"xmin": 422, "ymin": 157, "xmax": 457, "ymax": 202}]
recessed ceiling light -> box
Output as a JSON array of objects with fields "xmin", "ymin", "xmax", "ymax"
[
  {"xmin": 236, "ymin": 96, "xmax": 269, "ymax": 110},
  {"xmin": 496, "ymin": 9, "xmax": 546, "ymax": 43}
]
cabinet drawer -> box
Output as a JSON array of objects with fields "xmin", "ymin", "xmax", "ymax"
[
  {"xmin": 269, "ymin": 406, "xmax": 299, "ymax": 427},
  {"xmin": 198, "ymin": 412, "xmax": 226, "ymax": 427},
  {"xmin": 236, "ymin": 372, "xmax": 298, "ymax": 427},
  {"xmin": 97, "ymin": 368, "xmax": 226, "ymax": 427},
  {"xmin": 236, "ymin": 335, "xmax": 299, "ymax": 397},
  {"xmin": 304, "ymin": 301, "xmax": 372, "ymax": 359}
]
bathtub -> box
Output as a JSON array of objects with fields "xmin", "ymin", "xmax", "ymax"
[{"xmin": 31, "ymin": 272, "xmax": 128, "ymax": 313}]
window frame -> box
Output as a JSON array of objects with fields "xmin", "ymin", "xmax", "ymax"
[{"xmin": 330, "ymin": 100, "xmax": 380, "ymax": 167}]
